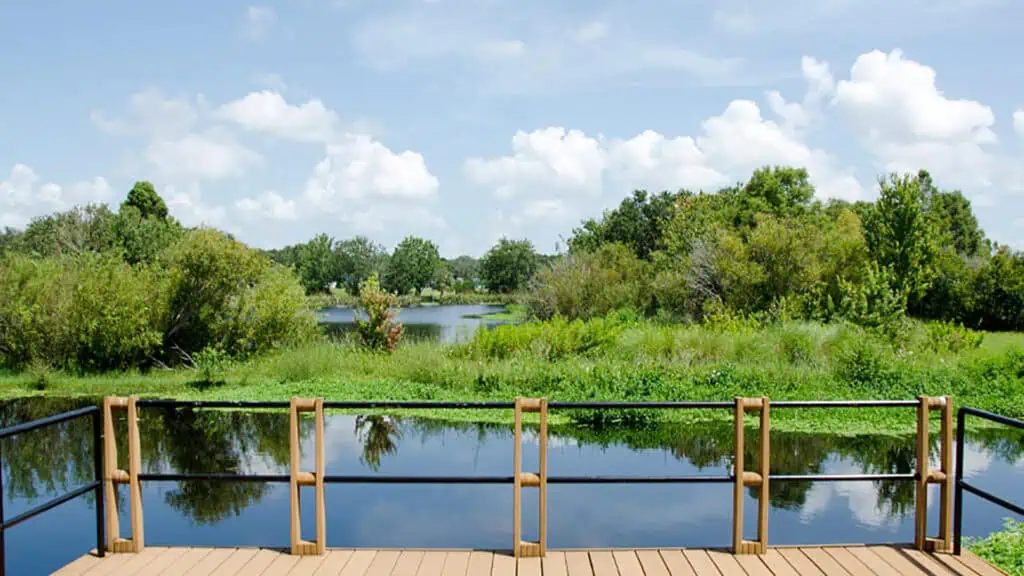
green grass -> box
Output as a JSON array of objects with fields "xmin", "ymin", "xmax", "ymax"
[
  {"xmin": 462, "ymin": 304, "xmax": 528, "ymax": 322},
  {"xmin": 967, "ymin": 519, "xmax": 1024, "ymax": 575},
  {"xmin": 3, "ymin": 319, "xmax": 1024, "ymax": 435}
]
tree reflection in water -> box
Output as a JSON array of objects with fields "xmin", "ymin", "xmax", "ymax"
[{"xmin": 0, "ymin": 398, "xmax": 1021, "ymax": 526}]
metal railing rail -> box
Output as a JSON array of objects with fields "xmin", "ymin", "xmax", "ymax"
[
  {"xmin": 953, "ymin": 406, "xmax": 1024, "ymax": 555},
  {"xmin": 0, "ymin": 406, "xmax": 104, "ymax": 576}
]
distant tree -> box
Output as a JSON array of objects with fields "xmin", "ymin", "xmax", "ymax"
[
  {"xmin": 447, "ymin": 255, "xmax": 479, "ymax": 283},
  {"xmin": 732, "ymin": 165, "xmax": 816, "ymax": 226},
  {"xmin": 296, "ymin": 233, "xmax": 338, "ymax": 294},
  {"xmin": 431, "ymin": 261, "xmax": 454, "ymax": 294},
  {"xmin": 0, "ymin": 227, "xmax": 22, "ymax": 254},
  {"xmin": 383, "ymin": 236, "xmax": 441, "ymax": 295},
  {"xmin": 111, "ymin": 204, "xmax": 184, "ymax": 265},
  {"xmin": 480, "ymin": 238, "xmax": 538, "ymax": 293},
  {"xmin": 17, "ymin": 204, "xmax": 117, "ymax": 257},
  {"xmin": 122, "ymin": 181, "xmax": 169, "ymax": 220},
  {"xmin": 335, "ymin": 236, "xmax": 389, "ymax": 295}
]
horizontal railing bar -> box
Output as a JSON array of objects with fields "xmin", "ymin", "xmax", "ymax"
[
  {"xmin": 136, "ymin": 400, "xmax": 290, "ymax": 409},
  {"xmin": 770, "ymin": 473, "xmax": 916, "ymax": 482},
  {"xmin": 960, "ymin": 481, "xmax": 1024, "ymax": 517},
  {"xmin": 771, "ymin": 400, "xmax": 919, "ymax": 408},
  {"xmin": 1, "ymin": 482, "xmax": 98, "ymax": 530},
  {"xmin": 961, "ymin": 407, "xmax": 1024, "ymax": 430},
  {"xmin": 548, "ymin": 475, "xmax": 732, "ymax": 484},
  {"xmin": 323, "ymin": 401, "xmax": 515, "ymax": 409},
  {"xmin": 547, "ymin": 401, "xmax": 733, "ymax": 409},
  {"xmin": 139, "ymin": 473, "xmax": 290, "ymax": 482},
  {"xmin": 0, "ymin": 406, "xmax": 97, "ymax": 440}
]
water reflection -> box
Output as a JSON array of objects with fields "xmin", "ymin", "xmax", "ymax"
[
  {"xmin": 1, "ymin": 398, "xmax": 1022, "ymax": 574},
  {"xmin": 317, "ymin": 304, "xmax": 510, "ymax": 343}
]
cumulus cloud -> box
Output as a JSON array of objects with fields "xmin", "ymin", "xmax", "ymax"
[
  {"xmin": 216, "ymin": 91, "xmax": 339, "ymax": 143},
  {"xmin": 235, "ymin": 191, "xmax": 298, "ymax": 222},
  {"xmin": 146, "ymin": 128, "xmax": 261, "ymax": 182},
  {"xmin": 1014, "ymin": 109, "xmax": 1024, "ymax": 137},
  {"xmin": 1, "ymin": 164, "xmax": 113, "ymax": 229}
]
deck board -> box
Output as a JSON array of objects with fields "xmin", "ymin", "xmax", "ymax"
[{"xmin": 55, "ymin": 546, "xmax": 1009, "ymax": 576}]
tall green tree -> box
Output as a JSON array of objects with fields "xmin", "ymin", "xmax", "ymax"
[
  {"xmin": 480, "ymin": 238, "xmax": 538, "ymax": 293},
  {"xmin": 447, "ymin": 255, "xmax": 479, "ymax": 283},
  {"xmin": 335, "ymin": 236, "xmax": 389, "ymax": 295},
  {"xmin": 732, "ymin": 165, "xmax": 816, "ymax": 227},
  {"xmin": 122, "ymin": 181, "xmax": 169, "ymax": 220},
  {"xmin": 863, "ymin": 172, "xmax": 939, "ymax": 306},
  {"xmin": 295, "ymin": 233, "xmax": 338, "ymax": 294},
  {"xmin": 383, "ymin": 236, "xmax": 441, "ymax": 295},
  {"xmin": 568, "ymin": 190, "xmax": 681, "ymax": 260}
]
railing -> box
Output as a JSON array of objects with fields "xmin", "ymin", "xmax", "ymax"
[
  {"xmin": 0, "ymin": 406, "xmax": 105, "ymax": 576},
  {"xmin": 0, "ymin": 395, "xmax": 981, "ymax": 572},
  {"xmin": 953, "ymin": 407, "xmax": 1024, "ymax": 555}
]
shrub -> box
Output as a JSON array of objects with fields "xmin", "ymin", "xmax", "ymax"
[
  {"xmin": 354, "ymin": 273, "xmax": 404, "ymax": 352},
  {"xmin": 925, "ymin": 322, "xmax": 984, "ymax": 354}
]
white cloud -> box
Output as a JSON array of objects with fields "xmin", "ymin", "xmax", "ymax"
[
  {"xmin": 464, "ymin": 127, "xmax": 606, "ymax": 199},
  {"xmin": 245, "ymin": 6, "xmax": 276, "ymax": 41},
  {"xmin": 1014, "ymin": 109, "xmax": 1024, "ymax": 137},
  {"xmin": 304, "ymin": 133, "xmax": 439, "ymax": 207},
  {"xmin": 91, "ymin": 89, "xmax": 202, "ymax": 138},
  {"xmin": 235, "ymin": 191, "xmax": 298, "ymax": 221},
  {"xmin": 146, "ymin": 128, "xmax": 261, "ymax": 181},
  {"xmin": 1, "ymin": 164, "xmax": 113, "ymax": 229},
  {"xmin": 830, "ymin": 49, "xmax": 1000, "ymax": 194},
  {"xmin": 216, "ymin": 91, "xmax": 339, "ymax": 143},
  {"xmin": 465, "ymin": 86, "xmax": 864, "ymax": 225}
]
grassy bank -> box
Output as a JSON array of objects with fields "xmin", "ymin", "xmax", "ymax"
[{"xmin": 3, "ymin": 319, "xmax": 1023, "ymax": 435}]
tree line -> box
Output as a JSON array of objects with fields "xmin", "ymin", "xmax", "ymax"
[{"xmin": 534, "ymin": 166, "xmax": 1023, "ymax": 332}]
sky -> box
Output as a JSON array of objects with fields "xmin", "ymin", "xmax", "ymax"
[{"xmin": 2, "ymin": 0, "xmax": 1023, "ymax": 258}]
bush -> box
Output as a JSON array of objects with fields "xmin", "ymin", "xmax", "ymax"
[{"xmin": 354, "ymin": 273, "xmax": 404, "ymax": 352}]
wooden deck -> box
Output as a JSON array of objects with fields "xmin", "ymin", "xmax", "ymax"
[{"xmin": 54, "ymin": 546, "xmax": 1008, "ymax": 576}]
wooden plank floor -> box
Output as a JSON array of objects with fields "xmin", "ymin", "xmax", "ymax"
[{"xmin": 54, "ymin": 546, "xmax": 1008, "ymax": 576}]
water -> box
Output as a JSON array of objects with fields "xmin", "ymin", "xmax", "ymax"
[
  {"xmin": 317, "ymin": 304, "xmax": 511, "ymax": 343},
  {"xmin": 1, "ymin": 398, "xmax": 1022, "ymax": 575}
]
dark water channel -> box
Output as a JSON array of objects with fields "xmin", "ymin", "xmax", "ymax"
[
  {"xmin": 1, "ymin": 398, "xmax": 1022, "ymax": 575},
  {"xmin": 317, "ymin": 304, "xmax": 510, "ymax": 343}
]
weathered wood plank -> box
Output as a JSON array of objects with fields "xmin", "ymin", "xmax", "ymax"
[
  {"xmin": 181, "ymin": 548, "xmax": 236, "ymax": 575},
  {"xmin": 54, "ymin": 552, "xmax": 103, "ymax": 576},
  {"xmin": 564, "ymin": 551, "xmax": 594, "ymax": 576},
  {"xmin": 658, "ymin": 550, "xmax": 695, "ymax": 576},
  {"xmin": 238, "ymin": 549, "xmax": 283, "ymax": 575},
  {"xmin": 207, "ymin": 548, "xmax": 259, "ymax": 576},
  {"xmin": 899, "ymin": 548, "xmax": 958, "ymax": 575},
  {"xmin": 441, "ymin": 551, "xmax": 470, "ymax": 576},
  {"xmin": 759, "ymin": 550, "xmax": 799, "ymax": 576},
  {"xmin": 365, "ymin": 550, "xmax": 402, "ymax": 576},
  {"xmin": 291, "ymin": 553, "xmax": 330, "ymax": 576},
  {"xmin": 391, "ymin": 550, "xmax": 426, "ymax": 576},
  {"xmin": 542, "ymin": 551, "xmax": 568, "ymax": 576},
  {"xmin": 732, "ymin": 553, "xmax": 772, "ymax": 576},
  {"xmin": 706, "ymin": 550, "xmax": 745, "ymax": 576},
  {"xmin": 259, "ymin": 554, "xmax": 302, "ymax": 576},
  {"xmin": 777, "ymin": 549, "xmax": 824, "ymax": 576},
  {"xmin": 635, "ymin": 550, "xmax": 669, "ymax": 576},
  {"xmin": 158, "ymin": 548, "xmax": 217, "ymax": 576},
  {"xmin": 613, "ymin": 550, "xmax": 644, "ymax": 576},
  {"xmin": 680, "ymin": 550, "xmax": 720, "ymax": 576},
  {"xmin": 956, "ymin": 551, "xmax": 1009, "ymax": 576},
  {"xmin": 519, "ymin": 556, "xmax": 542, "ymax": 576},
  {"xmin": 799, "ymin": 548, "xmax": 851, "ymax": 575},
  {"xmin": 821, "ymin": 547, "xmax": 877, "ymax": 576},
  {"xmin": 78, "ymin": 552, "xmax": 132, "ymax": 576},
  {"xmin": 589, "ymin": 551, "xmax": 619, "ymax": 576},
  {"xmin": 414, "ymin": 552, "xmax": 447, "ymax": 576},
  {"xmin": 490, "ymin": 553, "xmax": 516, "ymax": 576},
  {"xmin": 865, "ymin": 546, "xmax": 931, "ymax": 575}
]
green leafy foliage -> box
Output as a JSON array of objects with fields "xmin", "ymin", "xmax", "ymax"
[
  {"xmin": 479, "ymin": 237, "xmax": 538, "ymax": 293},
  {"xmin": 354, "ymin": 273, "xmax": 404, "ymax": 352},
  {"xmin": 123, "ymin": 181, "xmax": 169, "ymax": 220},
  {"xmin": 383, "ymin": 235, "xmax": 441, "ymax": 295},
  {"xmin": 966, "ymin": 518, "xmax": 1024, "ymax": 575}
]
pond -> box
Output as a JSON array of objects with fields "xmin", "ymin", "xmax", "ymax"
[
  {"xmin": 317, "ymin": 304, "xmax": 510, "ymax": 343},
  {"xmin": 1, "ymin": 398, "xmax": 1022, "ymax": 575}
]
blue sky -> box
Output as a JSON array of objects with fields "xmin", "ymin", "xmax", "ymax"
[{"xmin": 2, "ymin": 0, "xmax": 1023, "ymax": 257}]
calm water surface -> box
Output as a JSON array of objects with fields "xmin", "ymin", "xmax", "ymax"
[
  {"xmin": 317, "ymin": 304, "xmax": 510, "ymax": 343},
  {"xmin": 1, "ymin": 398, "xmax": 1021, "ymax": 575}
]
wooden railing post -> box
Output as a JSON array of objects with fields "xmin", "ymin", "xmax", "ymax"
[
  {"xmin": 916, "ymin": 395, "xmax": 954, "ymax": 552},
  {"xmin": 513, "ymin": 397, "xmax": 547, "ymax": 558},
  {"xmin": 289, "ymin": 397, "xmax": 326, "ymax": 555},
  {"xmin": 733, "ymin": 396, "xmax": 769, "ymax": 554},
  {"xmin": 102, "ymin": 396, "xmax": 143, "ymax": 553}
]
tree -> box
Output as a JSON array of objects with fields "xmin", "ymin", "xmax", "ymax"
[
  {"xmin": 295, "ymin": 233, "xmax": 338, "ymax": 294},
  {"xmin": 111, "ymin": 204, "xmax": 184, "ymax": 265},
  {"xmin": 732, "ymin": 165, "xmax": 816, "ymax": 227},
  {"xmin": 16, "ymin": 204, "xmax": 117, "ymax": 257},
  {"xmin": 447, "ymin": 255, "xmax": 479, "ymax": 283},
  {"xmin": 864, "ymin": 172, "xmax": 939, "ymax": 307},
  {"xmin": 568, "ymin": 190, "xmax": 681, "ymax": 260},
  {"xmin": 383, "ymin": 236, "xmax": 441, "ymax": 295},
  {"xmin": 479, "ymin": 238, "xmax": 538, "ymax": 293},
  {"xmin": 122, "ymin": 181, "xmax": 169, "ymax": 220},
  {"xmin": 335, "ymin": 236, "xmax": 389, "ymax": 295}
]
